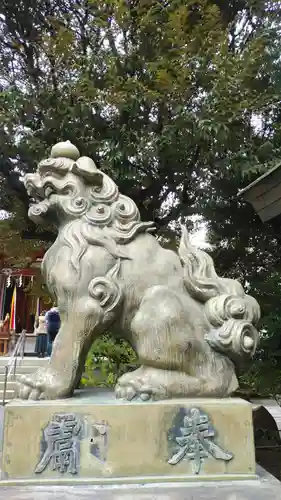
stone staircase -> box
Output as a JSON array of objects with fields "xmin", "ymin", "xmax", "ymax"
[{"xmin": 0, "ymin": 357, "xmax": 49, "ymax": 404}]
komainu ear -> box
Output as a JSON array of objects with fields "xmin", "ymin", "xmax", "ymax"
[{"xmin": 72, "ymin": 156, "xmax": 103, "ymax": 186}]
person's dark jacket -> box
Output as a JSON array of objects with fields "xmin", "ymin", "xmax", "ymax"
[{"xmin": 45, "ymin": 308, "xmax": 61, "ymax": 341}]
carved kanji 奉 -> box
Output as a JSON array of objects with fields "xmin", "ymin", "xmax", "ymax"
[
  {"xmin": 17, "ymin": 141, "xmax": 260, "ymax": 401},
  {"xmin": 168, "ymin": 407, "xmax": 233, "ymax": 474}
]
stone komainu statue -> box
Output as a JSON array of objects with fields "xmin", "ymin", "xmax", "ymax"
[{"xmin": 17, "ymin": 141, "xmax": 260, "ymax": 401}]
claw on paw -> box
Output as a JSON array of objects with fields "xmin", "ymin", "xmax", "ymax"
[
  {"xmin": 16, "ymin": 368, "xmax": 71, "ymax": 401},
  {"xmin": 115, "ymin": 366, "xmax": 167, "ymax": 402}
]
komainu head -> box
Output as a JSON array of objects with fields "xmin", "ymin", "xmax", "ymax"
[{"xmin": 24, "ymin": 141, "xmax": 155, "ymax": 242}]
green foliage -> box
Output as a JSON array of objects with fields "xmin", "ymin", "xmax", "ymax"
[
  {"xmin": 81, "ymin": 334, "xmax": 138, "ymax": 388},
  {"xmin": 239, "ymin": 360, "xmax": 281, "ymax": 398},
  {"xmin": 0, "ymin": 217, "xmax": 42, "ymax": 266},
  {"xmin": 1, "ymin": 0, "xmax": 281, "ymax": 396}
]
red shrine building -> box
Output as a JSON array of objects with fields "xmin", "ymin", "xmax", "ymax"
[{"xmin": 0, "ymin": 248, "xmax": 51, "ymax": 354}]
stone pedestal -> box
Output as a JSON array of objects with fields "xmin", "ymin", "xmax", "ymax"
[
  {"xmin": 0, "ymin": 391, "xmax": 256, "ymax": 484},
  {"xmin": 1, "ymin": 468, "xmax": 281, "ymax": 500}
]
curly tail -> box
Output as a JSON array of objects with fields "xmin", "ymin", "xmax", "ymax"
[{"xmin": 178, "ymin": 226, "xmax": 260, "ymax": 361}]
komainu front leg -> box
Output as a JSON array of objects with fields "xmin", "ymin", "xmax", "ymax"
[
  {"xmin": 17, "ymin": 298, "xmax": 102, "ymax": 400},
  {"xmin": 17, "ymin": 259, "xmax": 122, "ymax": 400}
]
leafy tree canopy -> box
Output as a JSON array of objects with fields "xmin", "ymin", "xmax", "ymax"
[
  {"xmin": 1, "ymin": 0, "xmax": 281, "ymax": 394},
  {"xmin": 0, "ymin": 0, "xmax": 280, "ymax": 237}
]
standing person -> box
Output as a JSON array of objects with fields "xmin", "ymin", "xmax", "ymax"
[
  {"xmin": 45, "ymin": 306, "xmax": 60, "ymax": 357},
  {"xmin": 34, "ymin": 311, "xmax": 48, "ymax": 357}
]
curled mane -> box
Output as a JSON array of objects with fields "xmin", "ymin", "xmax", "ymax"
[
  {"xmin": 83, "ymin": 168, "xmax": 156, "ymax": 244},
  {"xmin": 49, "ymin": 156, "xmax": 155, "ymax": 274},
  {"xmin": 179, "ymin": 227, "xmax": 260, "ymax": 360}
]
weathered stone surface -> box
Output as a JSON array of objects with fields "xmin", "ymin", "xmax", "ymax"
[
  {"xmin": 1, "ymin": 467, "xmax": 281, "ymax": 500},
  {"xmin": 17, "ymin": 141, "xmax": 260, "ymax": 401},
  {"xmin": 1, "ymin": 393, "xmax": 255, "ymax": 483}
]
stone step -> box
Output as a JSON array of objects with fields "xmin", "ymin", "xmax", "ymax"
[
  {"xmin": 0, "ymin": 366, "xmax": 45, "ymax": 377},
  {"xmin": 0, "ymin": 380, "xmax": 17, "ymax": 390},
  {"xmin": 0, "ymin": 389, "xmax": 15, "ymax": 402},
  {"xmin": 0, "ymin": 361, "xmax": 49, "ymax": 369},
  {"xmin": 11, "ymin": 364, "xmax": 46, "ymax": 373},
  {"xmin": 0, "ymin": 367, "xmax": 47, "ymax": 385},
  {"xmin": 0, "ymin": 357, "xmax": 49, "ymax": 366}
]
